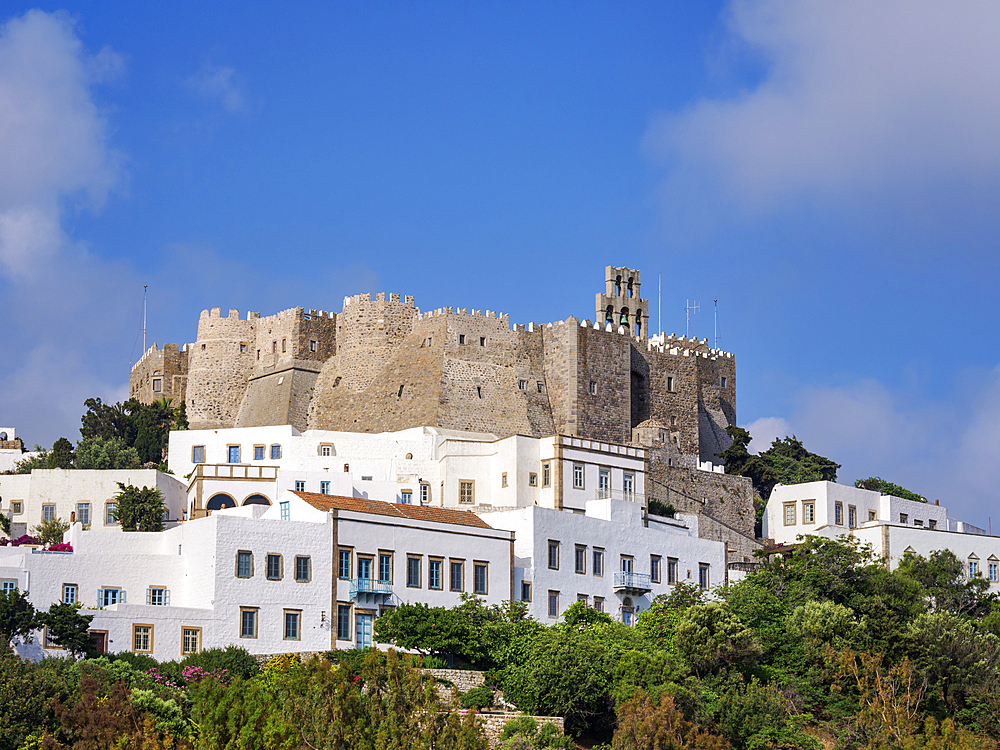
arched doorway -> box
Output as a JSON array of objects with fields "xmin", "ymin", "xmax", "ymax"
[
  {"xmin": 206, "ymin": 494, "xmax": 236, "ymax": 511},
  {"xmin": 243, "ymin": 494, "xmax": 270, "ymax": 506}
]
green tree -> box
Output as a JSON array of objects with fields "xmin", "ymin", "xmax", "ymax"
[
  {"xmin": 855, "ymin": 476, "xmax": 926, "ymax": 503},
  {"xmin": 113, "ymin": 483, "xmax": 166, "ymax": 532},
  {"xmin": 14, "ymin": 450, "xmax": 50, "ymax": 474},
  {"xmin": 897, "ymin": 550, "xmax": 992, "ymax": 618},
  {"xmin": 0, "ymin": 587, "xmax": 37, "ymax": 649},
  {"xmin": 37, "ymin": 601, "xmax": 96, "ymax": 657},
  {"xmin": 611, "ymin": 691, "xmax": 733, "ymax": 750},
  {"xmin": 374, "ymin": 602, "xmax": 470, "ymax": 657},
  {"xmin": 48, "ymin": 438, "xmax": 75, "ymax": 469},
  {"xmin": 80, "ymin": 397, "xmax": 137, "ymax": 443},
  {"xmin": 674, "ymin": 602, "xmax": 761, "ymax": 677},
  {"xmin": 718, "ymin": 426, "xmax": 840, "ymax": 501},
  {"xmin": 30, "ymin": 517, "xmax": 70, "ymax": 546},
  {"xmin": 75, "ymin": 436, "xmax": 142, "ymax": 470},
  {"xmin": 133, "ymin": 398, "xmax": 177, "ymax": 464},
  {"xmin": 560, "ymin": 600, "xmax": 614, "ymax": 631}
]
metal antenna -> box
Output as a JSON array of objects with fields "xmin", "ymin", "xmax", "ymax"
[
  {"xmin": 714, "ymin": 299, "xmax": 718, "ymax": 349},
  {"xmin": 143, "ymin": 285, "xmax": 147, "ymax": 354},
  {"xmin": 685, "ymin": 299, "xmax": 699, "ymax": 338},
  {"xmin": 658, "ymin": 273, "xmax": 662, "ymax": 338}
]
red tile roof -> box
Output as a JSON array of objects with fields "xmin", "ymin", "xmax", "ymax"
[{"xmin": 293, "ymin": 492, "xmax": 494, "ymax": 529}]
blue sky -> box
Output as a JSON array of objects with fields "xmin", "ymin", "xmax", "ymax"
[{"xmin": 2, "ymin": 2, "xmax": 1000, "ymax": 526}]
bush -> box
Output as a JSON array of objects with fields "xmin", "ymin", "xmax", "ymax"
[
  {"xmin": 107, "ymin": 651, "xmax": 159, "ymax": 672},
  {"xmin": 461, "ymin": 686, "xmax": 496, "ymax": 709},
  {"xmin": 182, "ymin": 645, "xmax": 259, "ymax": 680}
]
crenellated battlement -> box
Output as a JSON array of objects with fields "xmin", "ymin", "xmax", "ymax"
[
  {"xmin": 419, "ymin": 307, "xmax": 511, "ymax": 328},
  {"xmin": 342, "ymin": 292, "xmax": 416, "ymax": 308}
]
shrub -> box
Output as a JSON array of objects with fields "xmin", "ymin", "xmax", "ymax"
[
  {"xmin": 181, "ymin": 645, "xmax": 259, "ymax": 680},
  {"xmin": 461, "ymin": 686, "xmax": 496, "ymax": 709}
]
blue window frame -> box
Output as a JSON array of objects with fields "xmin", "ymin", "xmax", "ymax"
[
  {"xmin": 254, "ymin": 445, "xmax": 265, "ymax": 461},
  {"xmin": 240, "ymin": 609, "xmax": 257, "ymax": 638},
  {"xmin": 270, "ymin": 444, "xmax": 281, "ymax": 459},
  {"xmin": 295, "ymin": 480, "xmax": 305, "ymax": 492},
  {"xmin": 284, "ymin": 611, "xmax": 300, "ymax": 640},
  {"xmin": 379, "ymin": 553, "xmax": 392, "ymax": 582},
  {"xmin": 338, "ymin": 550, "xmax": 351, "ymax": 579},
  {"xmin": 295, "ymin": 556, "xmax": 311, "ymax": 582},
  {"xmin": 280, "ymin": 501, "xmax": 290, "ymax": 520},
  {"xmin": 337, "ymin": 604, "xmax": 351, "ymax": 640},
  {"xmin": 237, "ymin": 551, "xmax": 252, "ymax": 578},
  {"xmin": 228, "ymin": 445, "xmax": 240, "ymax": 464},
  {"xmin": 429, "ymin": 559, "xmax": 442, "ymax": 590},
  {"xmin": 320, "ymin": 481, "xmax": 330, "ymax": 495}
]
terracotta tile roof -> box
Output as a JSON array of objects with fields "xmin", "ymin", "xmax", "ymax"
[{"xmin": 293, "ymin": 492, "xmax": 494, "ymax": 529}]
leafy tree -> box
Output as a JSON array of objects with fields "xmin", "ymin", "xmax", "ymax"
[
  {"xmin": 718, "ymin": 426, "xmax": 839, "ymax": 500},
  {"xmin": 375, "ymin": 601, "xmax": 471, "ymax": 657},
  {"xmin": 0, "ymin": 587, "xmax": 37, "ymax": 648},
  {"xmin": 901, "ymin": 717, "xmax": 999, "ymax": 750},
  {"xmin": 133, "ymin": 398, "xmax": 178, "ymax": 465},
  {"xmin": 48, "ymin": 438, "xmax": 75, "ymax": 469},
  {"xmin": 498, "ymin": 716, "xmax": 575, "ymax": 749},
  {"xmin": 560, "ymin": 600, "xmax": 614, "ymax": 631},
  {"xmin": 855, "ymin": 476, "xmax": 926, "ymax": 503},
  {"xmin": 31, "ymin": 517, "xmax": 70, "ymax": 546},
  {"xmin": 113, "ymin": 483, "xmax": 166, "ymax": 532},
  {"xmin": 80, "ymin": 397, "xmax": 137, "ymax": 443},
  {"xmin": 0, "ymin": 652, "xmax": 75, "ymax": 749},
  {"xmin": 75, "ymin": 436, "xmax": 142, "ymax": 470},
  {"xmin": 0, "ymin": 509, "xmax": 9, "ymax": 536},
  {"xmin": 674, "ymin": 602, "xmax": 761, "ymax": 677},
  {"xmin": 715, "ymin": 677, "xmax": 819, "ymax": 749},
  {"xmin": 897, "ymin": 550, "xmax": 992, "ymax": 617},
  {"xmin": 611, "ymin": 691, "xmax": 733, "ymax": 750},
  {"xmin": 37, "ymin": 601, "xmax": 96, "ymax": 657}
]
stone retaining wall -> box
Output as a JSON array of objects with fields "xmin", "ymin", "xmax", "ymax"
[
  {"xmin": 422, "ymin": 668, "xmax": 486, "ymax": 692},
  {"xmin": 475, "ymin": 712, "xmax": 566, "ymax": 747}
]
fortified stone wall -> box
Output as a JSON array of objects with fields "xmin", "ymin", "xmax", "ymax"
[
  {"xmin": 130, "ymin": 343, "xmax": 189, "ymax": 406},
  {"xmin": 186, "ymin": 309, "xmax": 258, "ymax": 429}
]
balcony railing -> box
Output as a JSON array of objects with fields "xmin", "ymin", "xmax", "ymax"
[
  {"xmin": 595, "ymin": 488, "xmax": 645, "ymax": 504},
  {"xmin": 350, "ymin": 577, "xmax": 393, "ymax": 603},
  {"xmin": 613, "ymin": 571, "xmax": 652, "ymax": 593}
]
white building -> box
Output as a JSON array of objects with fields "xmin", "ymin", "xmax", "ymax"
[
  {"xmin": 168, "ymin": 426, "xmax": 646, "ymax": 518},
  {"xmin": 764, "ymin": 481, "xmax": 1000, "ymax": 591},
  {"xmin": 0, "ymin": 426, "xmax": 31, "ymax": 474},
  {"xmin": 481, "ymin": 497, "xmax": 726, "ymax": 623},
  {"xmin": 0, "ymin": 469, "xmax": 187, "ymax": 539},
  {"xmin": 1, "ymin": 489, "xmax": 513, "ymax": 660}
]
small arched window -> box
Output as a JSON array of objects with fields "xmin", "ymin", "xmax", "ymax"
[
  {"xmin": 627, "ymin": 278, "xmax": 634, "ymax": 298},
  {"xmin": 615, "ymin": 275, "xmax": 622, "ymax": 296},
  {"xmin": 619, "ymin": 308, "xmax": 630, "ymax": 328}
]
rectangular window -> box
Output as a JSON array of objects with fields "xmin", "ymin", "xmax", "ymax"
[
  {"xmin": 282, "ymin": 338, "xmax": 287, "ymax": 352},
  {"xmin": 147, "ymin": 587, "xmax": 168, "ymax": 606},
  {"xmin": 42, "ymin": 504, "xmax": 55, "ymax": 522},
  {"xmin": 295, "ymin": 480, "xmax": 306, "ymax": 492},
  {"xmin": 181, "ymin": 627, "xmax": 201, "ymax": 655},
  {"xmin": 459, "ymin": 334, "xmax": 466, "ymax": 345},
  {"xmin": 2, "ymin": 580, "xmax": 17, "ymax": 594},
  {"xmin": 668, "ymin": 557, "xmax": 678, "ymax": 585},
  {"xmin": 270, "ymin": 444, "xmax": 281, "ymax": 459},
  {"xmin": 105, "ymin": 502, "xmax": 117, "ymax": 525},
  {"xmin": 899, "ymin": 513, "xmax": 908, "ymax": 525},
  {"xmin": 501, "ymin": 472, "xmax": 508, "ymax": 488},
  {"xmin": 407, "ymin": 556, "xmax": 421, "ymax": 587},
  {"xmin": 63, "ymin": 584, "xmax": 77, "ymax": 604},
  {"xmin": 429, "ymin": 559, "xmax": 443, "ymax": 590},
  {"xmin": 266, "ymin": 554, "xmax": 282, "ymax": 580},
  {"xmin": 254, "ymin": 445, "xmax": 265, "ymax": 461},
  {"xmin": 699, "ymin": 564, "xmax": 710, "ymax": 590},
  {"xmin": 459, "ymin": 481, "xmax": 474, "ymax": 504},
  {"xmin": 237, "ymin": 551, "xmax": 253, "ymax": 578},
  {"xmin": 11, "ymin": 501, "xmax": 22, "ymax": 514},
  {"xmin": 521, "ymin": 581, "xmax": 531, "ymax": 602},
  {"xmin": 228, "ymin": 445, "xmax": 240, "ymax": 464},
  {"xmin": 420, "ymin": 484, "xmax": 429, "ymax": 504},
  {"xmin": 272, "ymin": 341, "xmax": 277, "ymax": 354},
  {"xmin": 284, "ymin": 611, "xmax": 301, "ymax": 640},
  {"xmin": 450, "ymin": 560, "xmax": 464, "ymax": 591},
  {"xmin": 623, "ymin": 472, "xmax": 635, "ymax": 500},
  {"xmin": 152, "ymin": 378, "xmax": 162, "ymax": 393},
  {"xmin": 803, "ymin": 502, "xmax": 815, "ymax": 524},
  {"xmin": 320, "ymin": 481, "xmax": 330, "ymax": 495},
  {"xmin": 379, "ymin": 553, "xmax": 392, "ymax": 583},
  {"xmin": 474, "ymin": 562, "xmax": 488, "ymax": 595},
  {"xmin": 548, "ymin": 540, "xmax": 559, "ymax": 570},
  {"xmin": 77, "ymin": 503, "xmax": 90, "ymax": 526},
  {"xmin": 849, "ymin": 506, "xmax": 858, "ymax": 527},
  {"xmin": 593, "ymin": 548, "xmax": 604, "ymax": 577},
  {"xmin": 320, "ymin": 444, "xmax": 332, "ymax": 457},
  {"xmin": 542, "ymin": 463, "xmax": 551, "ymax": 487},
  {"xmin": 914, "ymin": 519, "xmax": 924, "ymax": 527},
  {"xmin": 310, "ymin": 340, "xmax": 317, "ymax": 352},
  {"xmin": 99, "ymin": 588, "xmax": 123, "ymax": 606},
  {"xmin": 589, "ymin": 381, "xmax": 597, "ymax": 395},
  {"xmin": 529, "ymin": 472, "xmax": 538, "ymax": 487},
  {"xmin": 548, "ymin": 590, "xmax": 559, "ymax": 618},
  {"xmin": 192, "ymin": 445, "xmax": 205, "ymax": 464},
  {"xmin": 651, "ymin": 555, "xmax": 662, "ymax": 583},
  {"xmin": 480, "ymin": 336, "xmax": 486, "ymax": 346},
  {"xmin": 990, "ymin": 562, "xmax": 999, "ymax": 583},
  {"xmin": 573, "ymin": 464, "xmax": 584, "ymax": 489},
  {"xmin": 357, "ymin": 556, "xmax": 373, "ymax": 580},
  {"xmin": 783, "ymin": 503, "xmax": 796, "ymax": 525},
  {"xmin": 337, "ymin": 604, "xmax": 351, "ymax": 640},
  {"xmin": 518, "ymin": 379, "xmax": 527, "ymax": 391},
  {"xmin": 240, "ymin": 608, "xmax": 257, "ymax": 638},
  {"xmin": 594, "ymin": 596, "xmax": 605, "ymax": 612},
  {"xmin": 295, "ymin": 556, "xmax": 311, "ymax": 583},
  {"xmin": 280, "ymin": 501, "xmax": 290, "ymax": 520},
  {"xmin": 133, "ymin": 624, "xmax": 152, "ymax": 653},
  {"xmin": 835, "ymin": 502, "xmax": 843, "ymax": 526},
  {"xmin": 621, "ymin": 556, "xmax": 633, "ymax": 573},
  {"xmin": 868, "ymin": 509, "xmax": 877, "ymax": 522},
  {"xmin": 400, "ymin": 490, "xmax": 412, "ymax": 504},
  {"xmin": 721, "ymin": 376, "xmax": 727, "ymax": 388},
  {"xmin": 598, "ymin": 469, "xmax": 611, "ymax": 498},
  {"xmin": 338, "ymin": 549, "xmax": 352, "ymax": 579},
  {"xmin": 929, "ymin": 519, "xmax": 938, "ymax": 529},
  {"xmin": 577, "ymin": 594, "xmax": 589, "ymax": 604},
  {"xmin": 575, "ymin": 545, "xmax": 587, "ymax": 574},
  {"xmin": 970, "ymin": 561, "xmax": 980, "ymax": 578}
]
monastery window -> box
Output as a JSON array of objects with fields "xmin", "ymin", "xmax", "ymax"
[
  {"xmin": 590, "ymin": 381, "xmax": 597, "ymax": 395},
  {"xmin": 257, "ymin": 350, "xmax": 260, "ymax": 360},
  {"xmin": 269, "ymin": 444, "xmax": 281, "ymax": 459},
  {"xmin": 99, "ymin": 588, "xmax": 124, "ymax": 607},
  {"xmin": 518, "ymin": 379, "xmax": 527, "ymax": 391},
  {"xmin": 548, "ymin": 540, "xmax": 560, "ymax": 570},
  {"xmin": 147, "ymin": 587, "xmax": 169, "ymax": 606},
  {"xmin": 622, "ymin": 597, "xmax": 634, "ymax": 625},
  {"xmin": 479, "ymin": 336, "xmax": 486, "ymax": 346},
  {"xmin": 236, "ymin": 551, "xmax": 253, "ymax": 579},
  {"xmin": 192, "ymin": 445, "xmax": 206, "ymax": 464},
  {"xmin": 407, "ymin": 556, "xmax": 421, "ymax": 587},
  {"xmin": 105, "ymin": 502, "xmax": 118, "ymax": 526},
  {"xmin": 577, "ymin": 594, "xmax": 589, "ymax": 605},
  {"xmin": 459, "ymin": 481, "xmax": 475, "ymax": 504},
  {"xmin": 593, "ymin": 548, "xmax": 604, "ymax": 577},
  {"xmin": 429, "ymin": 558, "xmax": 443, "ymax": 589},
  {"xmin": 338, "ymin": 549, "xmax": 352, "ymax": 580},
  {"xmin": 521, "ymin": 581, "xmax": 531, "ymax": 602},
  {"xmin": 284, "ymin": 610, "xmax": 301, "ymax": 640},
  {"xmin": 783, "ymin": 503, "xmax": 796, "ymax": 526},
  {"xmin": 201, "ymin": 344, "xmax": 206, "ymax": 350},
  {"xmin": 914, "ymin": 519, "xmax": 923, "ymax": 527},
  {"xmin": 272, "ymin": 342, "xmax": 277, "ymax": 354},
  {"xmin": 240, "ymin": 343, "xmax": 247, "ymax": 353},
  {"xmin": 379, "ymin": 553, "xmax": 392, "ymax": 583},
  {"xmin": 899, "ymin": 513, "xmax": 908, "ymax": 525},
  {"xmin": 254, "ymin": 445, "xmax": 265, "ymax": 461},
  {"xmin": 671, "ymin": 416, "xmax": 677, "ymax": 426},
  {"xmin": 77, "ymin": 503, "xmax": 90, "ymax": 526},
  {"xmin": 400, "ymin": 489, "xmax": 412, "ymax": 504},
  {"xmin": 548, "ymin": 590, "xmax": 559, "ymax": 618},
  {"xmin": 698, "ymin": 563, "xmax": 710, "ymax": 590},
  {"xmin": 849, "ymin": 506, "xmax": 858, "ymax": 527},
  {"xmin": 282, "ymin": 338, "xmax": 287, "ymax": 353},
  {"xmin": 594, "ymin": 596, "xmax": 605, "ymax": 612},
  {"xmin": 2, "ymin": 580, "xmax": 16, "ymax": 594},
  {"xmin": 42, "ymin": 504, "xmax": 55, "ymax": 522},
  {"xmin": 310, "ymin": 340, "xmax": 317, "ymax": 352},
  {"xmin": 228, "ymin": 445, "xmax": 241, "ymax": 464},
  {"xmin": 969, "ymin": 559, "xmax": 980, "ymax": 579},
  {"xmin": 501, "ymin": 473, "xmax": 508, "ymax": 488},
  {"xmin": 337, "ymin": 604, "xmax": 351, "ymax": 640},
  {"xmin": 280, "ymin": 501, "xmax": 290, "ymax": 520},
  {"xmin": 182, "ymin": 627, "xmax": 201, "ymax": 655},
  {"xmin": 240, "ymin": 608, "xmax": 258, "ymax": 639},
  {"xmin": 362, "ymin": 475, "xmax": 372, "ymax": 481},
  {"xmin": 133, "ymin": 624, "xmax": 153, "ymax": 653},
  {"xmin": 320, "ymin": 481, "xmax": 331, "ymax": 495},
  {"xmin": 802, "ymin": 502, "xmax": 815, "ymax": 524},
  {"xmin": 420, "ymin": 484, "xmax": 430, "ymax": 504},
  {"xmin": 63, "ymin": 584, "xmax": 78, "ymax": 604},
  {"xmin": 152, "ymin": 378, "xmax": 162, "ymax": 393},
  {"xmin": 835, "ymin": 502, "xmax": 843, "ymax": 526},
  {"xmin": 651, "ymin": 555, "xmax": 662, "ymax": 583},
  {"xmin": 573, "ymin": 464, "xmax": 585, "ymax": 489},
  {"xmin": 333, "ymin": 377, "xmax": 342, "ymax": 388},
  {"xmin": 397, "ymin": 385, "xmax": 404, "ymax": 399},
  {"xmin": 529, "ymin": 472, "xmax": 538, "ymax": 487},
  {"xmin": 266, "ymin": 554, "xmax": 283, "ymax": 581},
  {"xmin": 990, "ymin": 560, "xmax": 999, "ymax": 582},
  {"xmin": 537, "ymin": 381, "xmax": 543, "ymax": 392},
  {"xmin": 295, "ymin": 480, "xmax": 306, "ymax": 492},
  {"xmin": 575, "ymin": 545, "xmax": 587, "ymax": 574},
  {"xmin": 667, "ymin": 376, "xmax": 674, "ymax": 391},
  {"xmin": 474, "ymin": 562, "xmax": 488, "ymax": 595},
  {"xmin": 542, "ymin": 463, "xmax": 551, "ymax": 487},
  {"xmin": 11, "ymin": 502, "xmax": 22, "ymax": 514},
  {"xmin": 667, "ymin": 557, "xmax": 678, "ymax": 585},
  {"xmin": 929, "ymin": 519, "xmax": 937, "ymax": 529},
  {"xmin": 476, "ymin": 386, "xmax": 483, "ymax": 399},
  {"xmin": 405, "ymin": 453, "xmax": 412, "ymax": 459},
  {"xmin": 459, "ymin": 334, "xmax": 466, "ymax": 345},
  {"xmin": 868, "ymin": 509, "xmax": 876, "ymax": 522},
  {"xmin": 598, "ymin": 468, "xmax": 611, "ymax": 499}
]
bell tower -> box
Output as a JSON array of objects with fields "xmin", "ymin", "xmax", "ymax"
[{"xmin": 595, "ymin": 266, "xmax": 649, "ymax": 339}]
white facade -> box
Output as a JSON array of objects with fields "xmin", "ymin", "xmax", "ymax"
[
  {"xmin": 168, "ymin": 426, "xmax": 646, "ymax": 518},
  {"xmin": 0, "ymin": 469, "xmax": 187, "ymax": 539},
  {"xmin": 0, "ymin": 426, "xmax": 33, "ymax": 474},
  {"xmin": 480, "ymin": 498, "xmax": 726, "ymax": 624}
]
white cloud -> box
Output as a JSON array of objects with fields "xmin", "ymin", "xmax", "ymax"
[
  {"xmin": 646, "ymin": 0, "xmax": 1000, "ymax": 211},
  {"xmin": 186, "ymin": 62, "xmax": 244, "ymax": 112},
  {"xmin": 742, "ymin": 416, "xmax": 792, "ymax": 454}
]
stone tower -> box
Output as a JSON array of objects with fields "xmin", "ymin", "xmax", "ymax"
[{"xmin": 596, "ymin": 266, "xmax": 649, "ymax": 340}]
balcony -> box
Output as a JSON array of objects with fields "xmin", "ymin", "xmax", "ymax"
[
  {"xmin": 595, "ymin": 488, "xmax": 645, "ymax": 504},
  {"xmin": 350, "ymin": 577, "xmax": 393, "ymax": 603},
  {"xmin": 613, "ymin": 571, "xmax": 652, "ymax": 595}
]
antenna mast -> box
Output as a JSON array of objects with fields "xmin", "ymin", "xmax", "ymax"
[
  {"xmin": 142, "ymin": 285, "xmax": 147, "ymax": 354},
  {"xmin": 658, "ymin": 273, "xmax": 661, "ymax": 338},
  {"xmin": 714, "ymin": 299, "xmax": 718, "ymax": 349},
  {"xmin": 685, "ymin": 299, "xmax": 699, "ymax": 338}
]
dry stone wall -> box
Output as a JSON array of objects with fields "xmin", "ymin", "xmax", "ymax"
[{"xmin": 130, "ymin": 343, "xmax": 189, "ymax": 406}]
